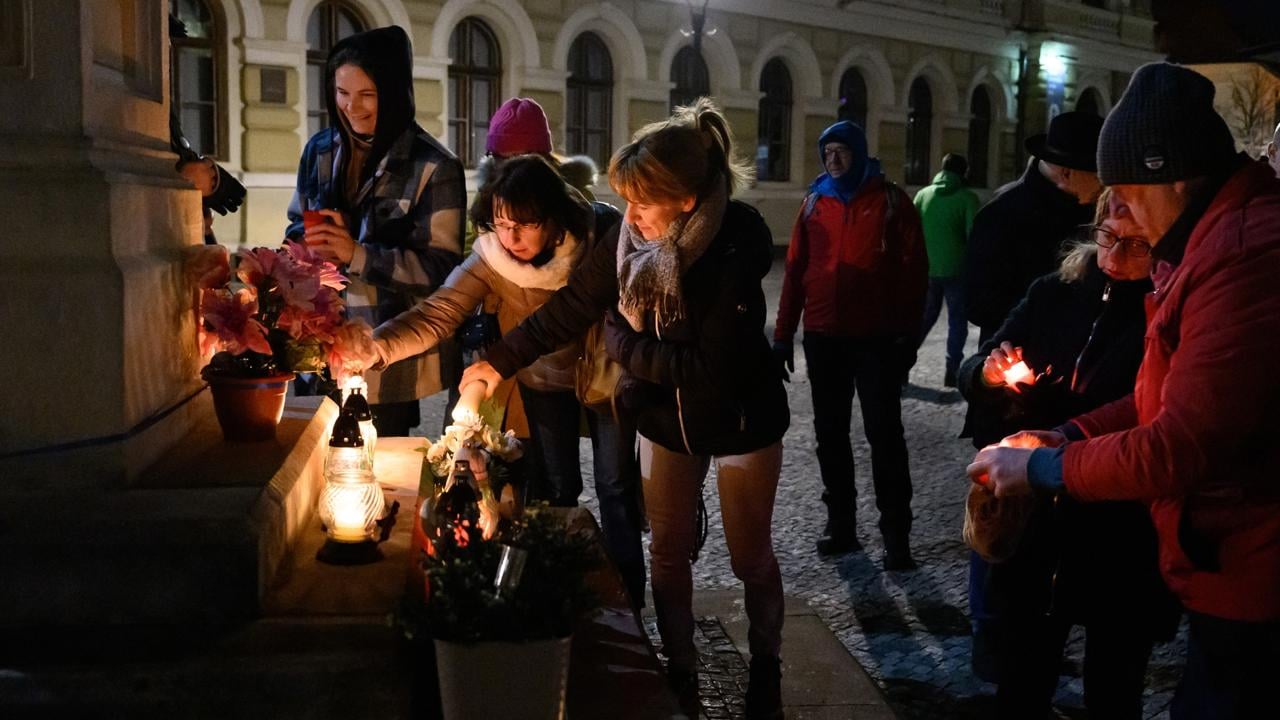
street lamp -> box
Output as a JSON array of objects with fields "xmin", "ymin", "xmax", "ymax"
[{"xmin": 679, "ymin": 0, "xmax": 717, "ymax": 53}]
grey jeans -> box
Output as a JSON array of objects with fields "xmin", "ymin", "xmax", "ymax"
[{"xmin": 639, "ymin": 435, "xmax": 785, "ymax": 670}]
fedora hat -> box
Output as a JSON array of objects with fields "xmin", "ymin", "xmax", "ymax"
[{"xmin": 1025, "ymin": 111, "xmax": 1104, "ymax": 172}]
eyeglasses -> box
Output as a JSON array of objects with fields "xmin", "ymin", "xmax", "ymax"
[
  {"xmin": 822, "ymin": 147, "xmax": 852, "ymax": 160},
  {"xmin": 492, "ymin": 219, "xmax": 543, "ymax": 234},
  {"xmin": 1089, "ymin": 225, "xmax": 1152, "ymax": 257}
]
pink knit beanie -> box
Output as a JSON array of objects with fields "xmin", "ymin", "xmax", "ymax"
[{"xmin": 485, "ymin": 98, "xmax": 554, "ymax": 156}]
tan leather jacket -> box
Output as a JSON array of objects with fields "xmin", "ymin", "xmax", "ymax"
[{"xmin": 374, "ymin": 230, "xmax": 585, "ymax": 392}]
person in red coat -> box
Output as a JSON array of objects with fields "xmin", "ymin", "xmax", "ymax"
[
  {"xmin": 968, "ymin": 62, "xmax": 1280, "ymax": 719},
  {"xmin": 772, "ymin": 121, "xmax": 928, "ymax": 569}
]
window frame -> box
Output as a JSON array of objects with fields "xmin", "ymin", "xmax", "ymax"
[
  {"xmin": 905, "ymin": 77, "xmax": 934, "ymax": 186},
  {"xmin": 170, "ymin": 0, "xmax": 223, "ymax": 158},
  {"xmin": 566, "ymin": 32, "xmax": 614, "ymax": 169},
  {"xmin": 669, "ymin": 45, "xmax": 710, "ymax": 113},
  {"xmin": 756, "ymin": 57, "xmax": 793, "ymax": 182},
  {"xmin": 305, "ymin": 0, "xmax": 368, "ymax": 138},
  {"xmin": 448, "ymin": 17, "xmax": 503, "ymax": 169},
  {"xmin": 967, "ymin": 86, "xmax": 993, "ymax": 188},
  {"xmin": 838, "ymin": 67, "xmax": 869, "ymax": 129}
]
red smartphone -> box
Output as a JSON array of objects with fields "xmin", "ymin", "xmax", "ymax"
[{"xmin": 303, "ymin": 209, "xmax": 332, "ymax": 230}]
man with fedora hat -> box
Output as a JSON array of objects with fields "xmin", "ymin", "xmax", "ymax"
[
  {"xmin": 965, "ymin": 111, "xmax": 1104, "ymax": 345},
  {"xmin": 968, "ymin": 62, "xmax": 1280, "ymax": 719}
]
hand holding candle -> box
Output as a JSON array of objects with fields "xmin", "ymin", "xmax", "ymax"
[
  {"xmin": 451, "ymin": 380, "xmax": 487, "ymax": 424},
  {"xmin": 981, "ymin": 342, "xmax": 1041, "ymax": 392}
]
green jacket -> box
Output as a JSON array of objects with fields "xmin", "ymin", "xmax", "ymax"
[{"xmin": 913, "ymin": 170, "xmax": 980, "ymax": 278}]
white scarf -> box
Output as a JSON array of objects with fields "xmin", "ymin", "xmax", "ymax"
[{"xmin": 473, "ymin": 230, "xmax": 580, "ymax": 291}]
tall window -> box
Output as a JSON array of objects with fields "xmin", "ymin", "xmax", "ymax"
[
  {"xmin": 170, "ymin": 0, "xmax": 220, "ymax": 156},
  {"xmin": 967, "ymin": 87, "xmax": 993, "ymax": 187},
  {"xmin": 448, "ymin": 18, "xmax": 502, "ymax": 168},
  {"xmin": 905, "ymin": 77, "xmax": 933, "ymax": 185},
  {"xmin": 566, "ymin": 32, "xmax": 613, "ymax": 167},
  {"xmin": 838, "ymin": 68, "xmax": 868, "ymax": 129},
  {"xmin": 756, "ymin": 58, "xmax": 792, "ymax": 182},
  {"xmin": 669, "ymin": 46, "xmax": 709, "ymax": 112},
  {"xmin": 1076, "ymin": 88, "xmax": 1102, "ymax": 117},
  {"xmin": 306, "ymin": 1, "xmax": 366, "ymax": 138}
]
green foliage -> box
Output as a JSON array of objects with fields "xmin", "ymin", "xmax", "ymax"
[{"xmin": 414, "ymin": 505, "xmax": 603, "ymax": 643}]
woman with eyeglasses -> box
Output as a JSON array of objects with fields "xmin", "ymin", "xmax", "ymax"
[
  {"xmin": 363, "ymin": 154, "xmax": 647, "ymax": 605},
  {"xmin": 956, "ymin": 188, "xmax": 1180, "ymax": 719}
]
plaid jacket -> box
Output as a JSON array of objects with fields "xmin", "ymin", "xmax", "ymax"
[{"xmin": 287, "ymin": 125, "xmax": 465, "ymax": 403}]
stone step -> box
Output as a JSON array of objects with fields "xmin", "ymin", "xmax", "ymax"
[{"xmin": 0, "ymin": 395, "xmax": 337, "ymax": 626}]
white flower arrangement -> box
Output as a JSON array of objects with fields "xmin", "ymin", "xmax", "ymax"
[{"xmin": 421, "ymin": 415, "xmax": 524, "ymax": 480}]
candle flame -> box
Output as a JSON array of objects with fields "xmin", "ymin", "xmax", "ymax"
[{"xmin": 1002, "ymin": 361, "xmax": 1034, "ymax": 390}]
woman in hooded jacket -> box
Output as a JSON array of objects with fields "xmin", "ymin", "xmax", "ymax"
[
  {"xmin": 462, "ymin": 98, "xmax": 790, "ymax": 719},
  {"xmin": 285, "ymin": 26, "xmax": 465, "ymax": 436}
]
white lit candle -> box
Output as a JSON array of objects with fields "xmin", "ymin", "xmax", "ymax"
[
  {"xmin": 451, "ymin": 381, "xmax": 486, "ymax": 424},
  {"xmin": 331, "ymin": 492, "xmax": 368, "ymax": 542}
]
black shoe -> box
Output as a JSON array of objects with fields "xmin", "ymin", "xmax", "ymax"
[
  {"xmin": 816, "ymin": 532, "xmax": 863, "ymax": 556},
  {"xmin": 668, "ymin": 666, "xmax": 699, "ymax": 717},
  {"xmin": 943, "ymin": 368, "xmax": 957, "ymax": 388},
  {"xmin": 745, "ymin": 655, "xmax": 783, "ymax": 719},
  {"xmin": 883, "ymin": 537, "xmax": 917, "ymax": 571},
  {"xmin": 815, "ymin": 519, "xmax": 862, "ymax": 556}
]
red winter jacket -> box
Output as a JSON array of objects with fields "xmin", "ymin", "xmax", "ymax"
[
  {"xmin": 1062, "ymin": 160, "xmax": 1280, "ymax": 622},
  {"xmin": 774, "ymin": 176, "xmax": 928, "ymax": 342}
]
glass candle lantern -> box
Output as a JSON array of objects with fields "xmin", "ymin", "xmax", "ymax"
[{"xmin": 319, "ymin": 411, "xmax": 382, "ymax": 543}]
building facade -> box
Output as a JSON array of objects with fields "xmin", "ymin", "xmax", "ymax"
[{"xmin": 172, "ymin": 0, "xmax": 1159, "ymax": 245}]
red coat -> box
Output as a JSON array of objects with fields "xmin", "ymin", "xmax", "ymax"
[
  {"xmin": 774, "ymin": 176, "xmax": 928, "ymax": 341},
  {"xmin": 1062, "ymin": 160, "xmax": 1280, "ymax": 622}
]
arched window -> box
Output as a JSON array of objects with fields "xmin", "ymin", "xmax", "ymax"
[
  {"xmin": 1076, "ymin": 88, "xmax": 1103, "ymax": 117},
  {"xmin": 756, "ymin": 58, "xmax": 792, "ymax": 182},
  {"xmin": 566, "ymin": 32, "xmax": 613, "ymax": 168},
  {"xmin": 838, "ymin": 67, "xmax": 868, "ymax": 129},
  {"xmin": 448, "ymin": 18, "xmax": 502, "ymax": 168},
  {"xmin": 967, "ymin": 87, "xmax": 993, "ymax": 187},
  {"xmin": 170, "ymin": 0, "xmax": 221, "ymax": 156},
  {"xmin": 905, "ymin": 77, "xmax": 933, "ymax": 185},
  {"xmin": 669, "ymin": 46, "xmax": 709, "ymax": 112},
  {"xmin": 306, "ymin": 1, "xmax": 366, "ymax": 138}
]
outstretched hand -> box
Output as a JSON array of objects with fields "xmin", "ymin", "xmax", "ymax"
[{"xmin": 460, "ymin": 360, "xmax": 502, "ymax": 399}]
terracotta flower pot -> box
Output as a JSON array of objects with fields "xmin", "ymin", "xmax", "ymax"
[{"xmin": 206, "ymin": 372, "xmax": 294, "ymax": 441}]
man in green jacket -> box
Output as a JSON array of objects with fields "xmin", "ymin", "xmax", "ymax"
[{"xmin": 914, "ymin": 153, "xmax": 980, "ymax": 387}]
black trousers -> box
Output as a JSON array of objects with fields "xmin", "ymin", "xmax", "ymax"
[
  {"xmin": 995, "ymin": 615, "xmax": 1154, "ymax": 720},
  {"xmin": 802, "ymin": 334, "xmax": 913, "ymax": 540},
  {"xmin": 1171, "ymin": 611, "xmax": 1280, "ymax": 720}
]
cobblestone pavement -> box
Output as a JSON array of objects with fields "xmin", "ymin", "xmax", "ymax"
[{"xmin": 415, "ymin": 260, "xmax": 1186, "ymax": 719}]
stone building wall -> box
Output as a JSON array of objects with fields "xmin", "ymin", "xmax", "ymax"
[{"xmin": 187, "ymin": 0, "xmax": 1158, "ymax": 247}]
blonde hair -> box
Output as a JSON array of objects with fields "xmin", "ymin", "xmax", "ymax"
[
  {"xmin": 1057, "ymin": 187, "xmax": 1111, "ymax": 283},
  {"xmin": 608, "ymin": 97, "xmax": 753, "ymax": 204}
]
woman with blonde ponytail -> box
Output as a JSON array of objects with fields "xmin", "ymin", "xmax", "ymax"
[{"xmin": 461, "ymin": 99, "xmax": 789, "ymax": 718}]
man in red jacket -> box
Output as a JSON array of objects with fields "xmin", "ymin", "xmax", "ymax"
[
  {"xmin": 773, "ymin": 121, "xmax": 928, "ymax": 569},
  {"xmin": 968, "ymin": 63, "xmax": 1280, "ymax": 718}
]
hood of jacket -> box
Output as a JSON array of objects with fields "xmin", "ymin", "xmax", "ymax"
[
  {"xmin": 811, "ymin": 120, "xmax": 882, "ymax": 203},
  {"xmin": 325, "ymin": 26, "xmax": 416, "ymax": 176},
  {"xmin": 475, "ymin": 153, "xmax": 600, "ymax": 196},
  {"xmin": 929, "ymin": 169, "xmax": 964, "ymax": 195}
]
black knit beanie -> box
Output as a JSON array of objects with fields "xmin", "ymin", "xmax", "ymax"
[{"xmin": 1097, "ymin": 62, "xmax": 1237, "ymax": 185}]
